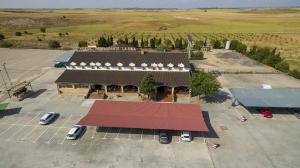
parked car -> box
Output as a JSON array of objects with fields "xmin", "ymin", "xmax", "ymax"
[
  {"xmin": 39, "ymin": 112, "xmax": 57, "ymax": 125},
  {"xmin": 180, "ymin": 131, "xmax": 192, "ymax": 142},
  {"xmin": 260, "ymin": 108, "xmax": 272, "ymax": 118},
  {"xmin": 54, "ymin": 62, "xmax": 65, "ymax": 68},
  {"xmin": 159, "ymin": 131, "xmax": 171, "ymax": 144},
  {"xmin": 66, "ymin": 125, "xmax": 86, "ymax": 140}
]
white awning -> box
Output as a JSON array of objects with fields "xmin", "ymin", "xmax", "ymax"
[
  {"xmin": 117, "ymin": 62, "xmax": 123, "ymax": 67},
  {"xmin": 151, "ymin": 63, "xmax": 158, "ymax": 67},
  {"xmin": 89, "ymin": 62, "xmax": 96, "ymax": 66},
  {"xmin": 70, "ymin": 62, "xmax": 76, "ymax": 66},
  {"xmin": 95, "ymin": 62, "xmax": 101, "ymax": 67},
  {"xmin": 167, "ymin": 63, "xmax": 174, "ymax": 68},
  {"xmin": 80, "ymin": 62, "xmax": 87, "ymax": 66},
  {"xmin": 158, "ymin": 63, "xmax": 164, "ymax": 68},
  {"xmin": 129, "ymin": 63, "xmax": 135, "ymax": 67},
  {"xmin": 178, "ymin": 63, "xmax": 185, "ymax": 68},
  {"xmin": 141, "ymin": 63, "xmax": 148, "ymax": 67}
]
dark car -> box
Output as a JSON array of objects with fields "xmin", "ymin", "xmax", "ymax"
[
  {"xmin": 159, "ymin": 131, "xmax": 171, "ymax": 144},
  {"xmin": 54, "ymin": 62, "xmax": 66, "ymax": 68}
]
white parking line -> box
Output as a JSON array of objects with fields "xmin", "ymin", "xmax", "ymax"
[
  {"xmin": 0, "ymin": 114, "xmax": 26, "ymax": 137},
  {"xmin": 115, "ymin": 128, "xmax": 121, "ymax": 139},
  {"xmin": 127, "ymin": 128, "xmax": 132, "ymax": 140},
  {"xmin": 102, "ymin": 128, "xmax": 110, "ymax": 139},
  {"xmin": 5, "ymin": 113, "xmax": 41, "ymax": 141},
  {"xmin": 140, "ymin": 129, "xmax": 144, "ymax": 141},
  {"xmin": 33, "ymin": 127, "xmax": 49, "ymax": 143},
  {"xmin": 47, "ymin": 115, "xmax": 73, "ymax": 144}
]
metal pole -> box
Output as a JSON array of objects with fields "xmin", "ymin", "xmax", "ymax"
[
  {"xmin": 2, "ymin": 63, "xmax": 13, "ymax": 89},
  {"xmin": 0, "ymin": 69, "xmax": 11, "ymax": 98}
]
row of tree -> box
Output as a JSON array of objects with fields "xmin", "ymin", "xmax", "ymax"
[{"xmin": 231, "ymin": 40, "xmax": 300, "ymax": 79}]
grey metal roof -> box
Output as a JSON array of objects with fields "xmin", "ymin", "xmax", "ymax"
[
  {"xmin": 229, "ymin": 88, "xmax": 300, "ymax": 108},
  {"xmin": 55, "ymin": 50, "xmax": 75, "ymax": 63},
  {"xmin": 68, "ymin": 51, "xmax": 189, "ymax": 67}
]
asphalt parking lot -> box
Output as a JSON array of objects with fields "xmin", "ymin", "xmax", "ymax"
[{"xmin": 0, "ymin": 112, "xmax": 206, "ymax": 146}]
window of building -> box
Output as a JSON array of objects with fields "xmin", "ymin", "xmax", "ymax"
[
  {"xmin": 59, "ymin": 84, "xmax": 73, "ymax": 88},
  {"xmin": 74, "ymin": 84, "xmax": 89, "ymax": 89}
]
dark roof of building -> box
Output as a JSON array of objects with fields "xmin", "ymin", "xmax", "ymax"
[
  {"xmin": 230, "ymin": 88, "xmax": 300, "ymax": 108},
  {"xmin": 55, "ymin": 70, "xmax": 190, "ymax": 87},
  {"xmin": 68, "ymin": 51, "xmax": 189, "ymax": 67},
  {"xmin": 78, "ymin": 100, "xmax": 209, "ymax": 132}
]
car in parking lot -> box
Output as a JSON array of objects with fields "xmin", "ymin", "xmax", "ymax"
[
  {"xmin": 159, "ymin": 131, "xmax": 171, "ymax": 144},
  {"xmin": 66, "ymin": 125, "xmax": 86, "ymax": 140},
  {"xmin": 39, "ymin": 112, "xmax": 57, "ymax": 125},
  {"xmin": 181, "ymin": 131, "xmax": 192, "ymax": 142}
]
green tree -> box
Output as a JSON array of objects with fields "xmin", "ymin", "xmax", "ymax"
[
  {"xmin": 194, "ymin": 40, "xmax": 205, "ymax": 50},
  {"xmin": 15, "ymin": 32, "xmax": 22, "ymax": 36},
  {"xmin": 97, "ymin": 36, "xmax": 107, "ymax": 47},
  {"xmin": 78, "ymin": 41, "xmax": 88, "ymax": 47},
  {"xmin": 210, "ymin": 39, "xmax": 222, "ymax": 49},
  {"xmin": 175, "ymin": 38, "xmax": 183, "ymax": 49},
  {"xmin": 140, "ymin": 37, "xmax": 145, "ymax": 48},
  {"xmin": 139, "ymin": 73, "xmax": 156, "ymax": 99},
  {"xmin": 48, "ymin": 40, "xmax": 61, "ymax": 48},
  {"xmin": 163, "ymin": 39, "xmax": 174, "ymax": 50},
  {"xmin": 0, "ymin": 33, "xmax": 5, "ymax": 40},
  {"xmin": 288, "ymin": 70, "xmax": 300, "ymax": 79},
  {"xmin": 150, "ymin": 38, "xmax": 156, "ymax": 48},
  {"xmin": 40, "ymin": 27, "xmax": 46, "ymax": 33},
  {"xmin": 124, "ymin": 36, "xmax": 129, "ymax": 45},
  {"xmin": 190, "ymin": 71, "xmax": 220, "ymax": 97},
  {"xmin": 275, "ymin": 61, "xmax": 290, "ymax": 73}
]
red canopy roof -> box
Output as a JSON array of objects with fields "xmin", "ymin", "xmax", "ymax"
[{"xmin": 78, "ymin": 100, "xmax": 208, "ymax": 132}]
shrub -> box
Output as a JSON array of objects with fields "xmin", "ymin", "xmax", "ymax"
[
  {"xmin": 191, "ymin": 51, "xmax": 204, "ymax": 60},
  {"xmin": 0, "ymin": 41, "xmax": 13, "ymax": 48},
  {"xmin": 0, "ymin": 33, "xmax": 5, "ymax": 40},
  {"xmin": 288, "ymin": 70, "xmax": 300, "ymax": 79},
  {"xmin": 40, "ymin": 27, "xmax": 46, "ymax": 33},
  {"xmin": 15, "ymin": 32, "xmax": 22, "ymax": 36},
  {"xmin": 275, "ymin": 61, "xmax": 290, "ymax": 73},
  {"xmin": 24, "ymin": 31, "xmax": 29, "ymax": 35},
  {"xmin": 194, "ymin": 40, "xmax": 205, "ymax": 49},
  {"xmin": 58, "ymin": 32, "xmax": 63, "ymax": 37},
  {"xmin": 78, "ymin": 41, "xmax": 88, "ymax": 47},
  {"xmin": 48, "ymin": 40, "xmax": 61, "ymax": 48},
  {"xmin": 210, "ymin": 39, "xmax": 222, "ymax": 49}
]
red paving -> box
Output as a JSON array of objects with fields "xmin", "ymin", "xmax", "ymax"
[{"xmin": 78, "ymin": 100, "xmax": 208, "ymax": 132}]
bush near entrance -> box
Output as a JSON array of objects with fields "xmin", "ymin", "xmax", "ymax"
[
  {"xmin": 139, "ymin": 73, "xmax": 156, "ymax": 100},
  {"xmin": 190, "ymin": 71, "xmax": 221, "ymax": 97}
]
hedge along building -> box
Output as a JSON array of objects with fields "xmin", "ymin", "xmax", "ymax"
[{"xmin": 55, "ymin": 50, "xmax": 191, "ymax": 101}]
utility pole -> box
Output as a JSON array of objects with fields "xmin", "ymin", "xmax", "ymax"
[
  {"xmin": 0, "ymin": 69, "xmax": 11, "ymax": 98},
  {"xmin": 2, "ymin": 63, "xmax": 13, "ymax": 89}
]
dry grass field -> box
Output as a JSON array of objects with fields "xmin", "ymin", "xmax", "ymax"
[{"xmin": 0, "ymin": 8, "xmax": 299, "ymax": 70}]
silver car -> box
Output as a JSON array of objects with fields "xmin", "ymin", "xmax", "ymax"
[
  {"xmin": 66, "ymin": 125, "xmax": 86, "ymax": 140},
  {"xmin": 39, "ymin": 112, "xmax": 57, "ymax": 125}
]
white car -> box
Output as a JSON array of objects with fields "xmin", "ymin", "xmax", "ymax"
[
  {"xmin": 39, "ymin": 112, "xmax": 57, "ymax": 125},
  {"xmin": 180, "ymin": 131, "xmax": 192, "ymax": 142},
  {"xmin": 66, "ymin": 125, "xmax": 86, "ymax": 140}
]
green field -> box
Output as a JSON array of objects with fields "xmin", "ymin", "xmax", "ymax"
[{"xmin": 0, "ymin": 8, "xmax": 299, "ymax": 70}]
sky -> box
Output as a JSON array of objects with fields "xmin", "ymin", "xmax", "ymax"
[{"xmin": 0, "ymin": 0, "xmax": 299, "ymax": 8}]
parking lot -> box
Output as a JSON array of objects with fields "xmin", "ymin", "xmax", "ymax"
[{"xmin": 0, "ymin": 111, "xmax": 207, "ymax": 146}]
